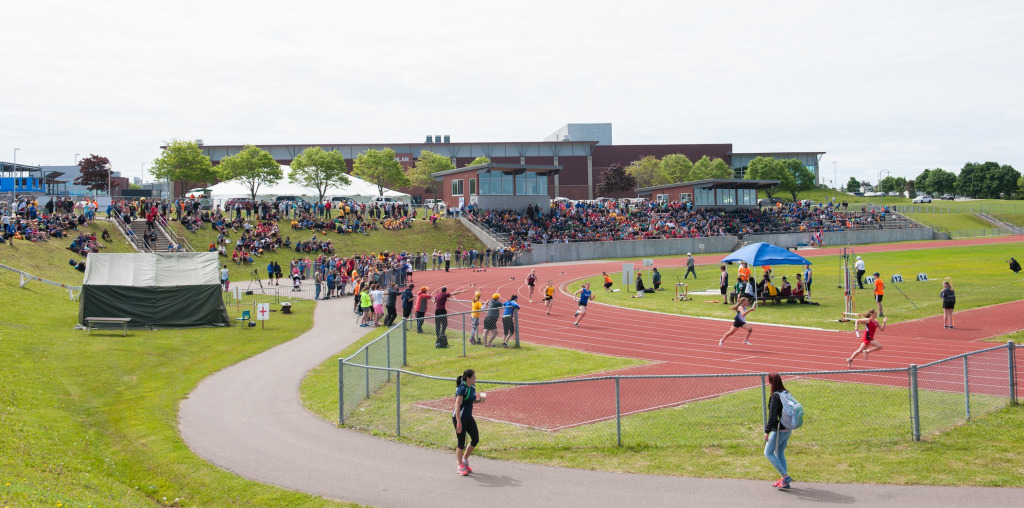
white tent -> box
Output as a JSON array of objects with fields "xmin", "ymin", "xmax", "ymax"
[{"xmin": 208, "ymin": 167, "xmax": 411, "ymax": 204}]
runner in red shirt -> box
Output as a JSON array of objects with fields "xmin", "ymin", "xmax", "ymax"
[{"xmin": 847, "ymin": 309, "xmax": 887, "ymax": 368}]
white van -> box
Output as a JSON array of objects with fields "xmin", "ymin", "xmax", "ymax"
[
  {"xmin": 370, "ymin": 196, "xmax": 401, "ymax": 205},
  {"xmin": 423, "ymin": 198, "xmax": 446, "ymax": 211}
]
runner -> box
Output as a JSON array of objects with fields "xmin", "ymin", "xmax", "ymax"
[
  {"xmin": 847, "ymin": 309, "xmax": 886, "ymax": 367},
  {"xmin": 543, "ymin": 280, "xmax": 555, "ymax": 315},
  {"xmin": 720, "ymin": 296, "xmax": 755, "ymax": 346},
  {"xmin": 602, "ymin": 272, "xmax": 613, "ymax": 292},
  {"xmin": 526, "ymin": 269, "xmax": 537, "ymax": 302},
  {"xmin": 572, "ymin": 282, "xmax": 594, "ymax": 327}
]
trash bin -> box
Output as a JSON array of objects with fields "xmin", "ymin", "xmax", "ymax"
[{"xmin": 281, "ymin": 302, "xmax": 292, "ymax": 314}]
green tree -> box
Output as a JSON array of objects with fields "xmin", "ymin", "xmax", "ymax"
[
  {"xmin": 781, "ymin": 158, "xmax": 815, "ymax": 200},
  {"xmin": 596, "ymin": 163, "xmax": 636, "ymax": 196},
  {"xmin": 878, "ymin": 176, "xmax": 897, "ymax": 193},
  {"xmin": 690, "ymin": 156, "xmax": 734, "ymax": 180},
  {"xmin": 845, "ymin": 177, "xmax": 861, "ymax": 193},
  {"xmin": 625, "ymin": 155, "xmax": 668, "ymax": 189},
  {"xmin": 218, "ymin": 145, "xmax": 283, "ymax": 200},
  {"xmin": 893, "ymin": 177, "xmax": 907, "ymax": 195},
  {"xmin": 72, "ymin": 154, "xmax": 112, "ymax": 193},
  {"xmin": 905, "ymin": 179, "xmax": 916, "ymax": 197},
  {"xmin": 150, "ymin": 139, "xmax": 217, "ymax": 197},
  {"xmin": 352, "ymin": 147, "xmax": 410, "ymax": 197},
  {"xmin": 407, "ymin": 150, "xmax": 454, "ymax": 201},
  {"xmin": 927, "ymin": 168, "xmax": 957, "ymax": 196},
  {"xmin": 955, "ymin": 162, "xmax": 1019, "ymax": 199},
  {"xmin": 744, "ymin": 156, "xmax": 793, "ymax": 199},
  {"xmin": 914, "ymin": 169, "xmax": 933, "ymax": 195},
  {"xmin": 289, "ymin": 146, "xmax": 351, "ymax": 203},
  {"xmin": 659, "ymin": 154, "xmax": 693, "ymax": 183},
  {"xmin": 466, "ymin": 156, "xmax": 491, "ymax": 167}
]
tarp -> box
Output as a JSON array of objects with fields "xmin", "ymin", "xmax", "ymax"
[
  {"xmin": 208, "ymin": 167, "xmax": 411, "ymax": 203},
  {"xmin": 720, "ymin": 242, "xmax": 813, "ymax": 266},
  {"xmin": 78, "ymin": 252, "xmax": 230, "ymax": 329}
]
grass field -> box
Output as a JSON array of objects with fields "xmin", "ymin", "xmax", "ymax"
[
  {"xmin": 903, "ymin": 212, "xmax": 1000, "ymax": 233},
  {"xmin": 571, "ymin": 243, "xmax": 1024, "ymax": 331}
]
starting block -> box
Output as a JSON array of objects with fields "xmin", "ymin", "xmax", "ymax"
[
  {"xmin": 917, "ymin": 273, "xmax": 929, "ymax": 281},
  {"xmin": 891, "ymin": 274, "xmax": 904, "ymax": 282},
  {"xmin": 672, "ymin": 282, "xmax": 691, "ymax": 301}
]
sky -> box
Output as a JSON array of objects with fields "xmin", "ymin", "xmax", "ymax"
[{"xmin": 3, "ymin": 0, "xmax": 1022, "ymax": 188}]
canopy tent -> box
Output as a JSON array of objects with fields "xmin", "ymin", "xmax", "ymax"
[
  {"xmin": 78, "ymin": 252, "xmax": 231, "ymax": 329},
  {"xmin": 720, "ymin": 242, "xmax": 813, "ymax": 266},
  {"xmin": 208, "ymin": 167, "xmax": 410, "ymax": 204}
]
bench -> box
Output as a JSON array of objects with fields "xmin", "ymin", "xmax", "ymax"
[
  {"xmin": 757, "ymin": 294, "xmax": 805, "ymax": 305},
  {"xmin": 85, "ymin": 317, "xmax": 131, "ymax": 337}
]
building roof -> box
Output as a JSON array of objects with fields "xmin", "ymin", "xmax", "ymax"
[
  {"xmin": 431, "ymin": 162, "xmax": 562, "ymax": 179},
  {"xmin": 636, "ymin": 178, "xmax": 782, "ymax": 195}
]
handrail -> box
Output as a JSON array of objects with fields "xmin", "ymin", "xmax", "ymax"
[
  {"xmin": 108, "ymin": 212, "xmax": 145, "ymax": 252},
  {"xmin": 157, "ymin": 218, "xmax": 194, "ymax": 252}
]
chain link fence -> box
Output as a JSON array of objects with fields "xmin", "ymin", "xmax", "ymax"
[{"xmin": 340, "ymin": 342, "xmax": 1018, "ymax": 449}]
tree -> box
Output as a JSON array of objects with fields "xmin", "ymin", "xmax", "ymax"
[
  {"xmin": 150, "ymin": 139, "xmax": 217, "ymax": 197},
  {"xmin": 466, "ymin": 156, "xmax": 491, "ymax": 167},
  {"xmin": 781, "ymin": 158, "xmax": 816, "ymax": 200},
  {"xmin": 845, "ymin": 177, "xmax": 861, "ymax": 193},
  {"xmin": 73, "ymin": 154, "xmax": 112, "ymax": 193},
  {"xmin": 659, "ymin": 154, "xmax": 693, "ymax": 183},
  {"xmin": 352, "ymin": 148, "xmax": 410, "ymax": 197},
  {"xmin": 905, "ymin": 179, "xmax": 916, "ymax": 197},
  {"xmin": 218, "ymin": 145, "xmax": 283, "ymax": 200},
  {"xmin": 625, "ymin": 155, "xmax": 668, "ymax": 189},
  {"xmin": 893, "ymin": 176, "xmax": 907, "ymax": 195},
  {"xmin": 927, "ymin": 168, "xmax": 957, "ymax": 196},
  {"xmin": 289, "ymin": 146, "xmax": 351, "ymax": 203},
  {"xmin": 596, "ymin": 163, "xmax": 636, "ymax": 195},
  {"xmin": 955, "ymin": 162, "xmax": 1019, "ymax": 199},
  {"xmin": 744, "ymin": 156, "xmax": 793, "ymax": 199},
  {"xmin": 914, "ymin": 169, "xmax": 933, "ymax": 195},
  {"xmin": 878, "ymin": 176, "xmax": 897, "ymax": 193},
  {"xmin": 690, "ymin": 156, "xmax": 733, "ymax": 180},
  {"xmin": 407, "ymin": 150, "xmax": 454, "ymax": 201}
]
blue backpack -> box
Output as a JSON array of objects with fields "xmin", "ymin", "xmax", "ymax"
[{"xmin": 778, "ymin": 391, "xmax": 804, "ymax": 430}]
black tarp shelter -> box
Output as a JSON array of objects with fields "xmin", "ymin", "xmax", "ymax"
[{"xmin": 78, "ymin": 252, "xmax": 230, "ymax": 328}]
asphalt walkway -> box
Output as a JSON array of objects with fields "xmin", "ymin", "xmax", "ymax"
[{"xmin": 179, "ymin": 293, "xmax": 1023, "ymax": 507}]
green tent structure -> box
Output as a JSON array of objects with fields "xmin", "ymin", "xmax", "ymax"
[{"xmin": 78, "ymin": 252, "xmax": 231, "ymax": 329}]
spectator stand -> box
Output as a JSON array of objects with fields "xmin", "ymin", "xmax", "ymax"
[{"xmin": 0, "ymin": 263, "xmax": 81, "ymax": 300}]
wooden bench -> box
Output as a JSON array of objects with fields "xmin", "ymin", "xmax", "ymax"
[
  {"xmin": 757, "ymin": 294, "xmax": 805, "ymax": 305},
  {"xmin": 85, "ymin": 317, "xmax": 131, "ymax": 337}
]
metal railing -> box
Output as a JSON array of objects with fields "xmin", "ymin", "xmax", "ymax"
[
  {"xmin": 339, "ymin": 341, "xmax": 1018, "ymax": 448},
  {"xmin": 893, "ymin": 203, "xmax": 1024, "ymax": 215},
  {"xmin": 0, "ymin": 263, "xmax": 81, "ymax": 300}
]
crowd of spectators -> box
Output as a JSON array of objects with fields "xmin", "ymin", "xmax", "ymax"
[
  {"xmin": 469, "ymin": 200, "xmax": 904, "ymax": 249},
  {"xmin": 2, "ymin": 197, "xmax": 102, "ymax": 248}
]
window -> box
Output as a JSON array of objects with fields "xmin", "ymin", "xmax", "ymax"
[
  {"xmin": 679, "ymin": 192, "xmax": 692, "ymax": 203},
  {"xmin": 695, "ymin": 188, "xmax": 715, "ymax": 206},
  {"xmin": 451, "ymin": 179, "xmax": 464, "ymax": 196},
  {"xmin": 479, "ymin": 171, "xmax": 514, "ymax": 195},
  {"xmin": 716, "ymin": 189, "xmax": 736, "ymax": 206},
  {"xmin": 516, "ymin": 172, "xmax": 548, "ymax": 195},
  {"xmin": 469, "ymin": 178, "xmax": 476, "ymax": 195},
  {"xmin": 656, "ymin": 194, "xmax": 669, "ymax": 204},
  {"xmin": 739, "ymin": 189, "xmax": 757, "ymax": 205}
]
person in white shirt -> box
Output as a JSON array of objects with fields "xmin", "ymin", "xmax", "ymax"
[{"xmin": 854, "ymin": 256, "xmax": 866, "ymax": 289}]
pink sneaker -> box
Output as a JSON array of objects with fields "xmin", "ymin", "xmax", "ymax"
[{"xmin": 458, "ymin": 464, "xmax": 468, "ymax": 476}]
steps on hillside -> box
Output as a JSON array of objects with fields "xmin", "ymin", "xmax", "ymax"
[
  {"xmin": 974, "ymin": 212, "xmax": 1024, "ymax": 234},
  {"xmin": 129, "ymin": 219, "xmax": 172, "ymax": 252}
]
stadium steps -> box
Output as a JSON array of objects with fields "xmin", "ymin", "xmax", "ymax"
[
  {"xmin": 128, "ymin": 219, "xmax": 172, "ymax": 252},
  {"xmin": 974, "ymin": 212, "xmax": 1024, "ymax": 234}
]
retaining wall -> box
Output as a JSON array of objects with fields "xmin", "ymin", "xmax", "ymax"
[
  {"xmin": 515, "ymin": 237, "xmax": 738, "ymax": 265},
  {"xmin": 742, "ymin": 228, "xmax": 935, "ymax": 248}
]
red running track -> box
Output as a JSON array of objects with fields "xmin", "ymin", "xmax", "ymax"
[{"xmin": 412, "ymin": 236, "xmax": 1024, "ymax": 428}]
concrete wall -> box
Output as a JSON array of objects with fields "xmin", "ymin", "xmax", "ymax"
[
  {"xmin": 515, "ymin": 237, "xmax": 738, "ymax": 265},
  {"xmin": 742, "ymin": 228, "xmax": 935, "ymax": 248},
  {"xmin": 478, "ymin": 195, "xmax": 551, "ymax": 212},
  {"xmin": 458, "ymin": 217, "xmax": 507, "ymax": 251}
]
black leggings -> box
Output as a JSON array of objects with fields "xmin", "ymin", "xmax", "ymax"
[{"xmin": 453, "ymin": 415, "xmax": 479, "ymax": 449}]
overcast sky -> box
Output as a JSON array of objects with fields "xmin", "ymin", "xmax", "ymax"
[{"xmin": 3, "ymin": 0, "xmax": 1021, "ymax": 187}]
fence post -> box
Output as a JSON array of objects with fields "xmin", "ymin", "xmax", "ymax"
[
  {"xmin": 615, "ymin": 377, "xmax": 622, "ymax": 447},
  {"xmin": 462, "ymin": 312, "xmax": 467, "ymax": 357},
  {"xmin": 515, "ymin": 308, "xmax": 520, "ymax": 348},
  {"xmin": 909, "ymin": 364, "xmax": 921, "ymax": 441},
  {"xmin": 386, "ymin": 331, "xmax": 392, "ymax": 382},
  {"xmin": 1009, "ymin": 341, "xmax": 1018, "ymax": 405},
  {"xmin": 365, "ymin": 347, "xmax": 371, "ymax": 400},
  {"xmin": 964, "ymin": 356, "xmax": 970, "ymax": 421},
  {"xmin": 338, "ymin": 358, "xmax": 345, "ymax": 426},
  {"xmin": 396, "ymin": 370, "xmax": 402, "ymax": 438},
  {"xmin": 402, "ymin": 318, "xmax": 408, "ymax": 366},
  {"xmin": 760, "ymin": 374, "xmax": 768, "ymax": 429}
]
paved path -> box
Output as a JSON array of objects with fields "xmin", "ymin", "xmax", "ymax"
[{"xmin": 180, "ymin": 294, "xmax": 1023, "ymax": 507}]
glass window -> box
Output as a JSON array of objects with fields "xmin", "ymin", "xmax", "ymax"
[
  {"xmin": 515, "ymin": 172, "xmax": 549, "ymax": 195},
  {"xmin": 717, "ymin": 189, "xmax": 736, "ymax": 205},
  {"xmin": 679, "ymin": 192, "xmax": 692, "ymax": 203},
  {"xmin": 656, "ymin": 194, "xmax": 669, "ymax": 203},
  {"xmin": 739, "ymin": 189, "xmax": 757, "ymax": 205},
  {"xmin": 695, "ymin": 188, "xmax": 715, "ymax": 206},
  {"xmin": 452, "ymin": 179, "xmax": 464, "ymax": 196},
  {"xmin": 469, "ymin": 178, "xmax": 476, "ymax": 195},
  {"xmin": 479, "ymin": 172, "xmax": 514, "ymax": 195}
]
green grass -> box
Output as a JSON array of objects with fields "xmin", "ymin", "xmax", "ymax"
[
  {"xmin": 0, "ymin": 221, "xmax": 137, "ymax": 285},
  {"xmin": 167, "ymin": 216, "xmax": 485, "ymax": 282},
  {"xmin": 903, "ymin": 212, "xmax": 999, "ymax": 232},
  {"xmin": 992, "ymin": 213, "xmax": 1024, "ymax": 227},
  {"xmin": 0, "ymin": 248, "xmax": 355, "ymax": 506},
  {"xmin": 570, "ymin": 243, "xmax": 1023, "ymax": 331}
]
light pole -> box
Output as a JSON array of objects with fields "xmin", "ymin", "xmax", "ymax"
[
  {"xmin": 11, "ymin": 148, "xmax": 19, "ymax": 207},
  {"xmin": 832, "ymin": 161, "xmax": 838, "ymax": 190},
  {"xmin": 75, "ymin": 153, "xmax": 80, "ymax": 167}
]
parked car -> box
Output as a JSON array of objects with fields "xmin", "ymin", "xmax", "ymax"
[
  {"xmin": 423, "ymin": 198, "xmax": 446, "ymax": 211},
  {"xmin": 940, "ymin": 194, "xmax": 955, "ymax": 200},
  {"xmin": 274, "ymin": 195, "xmax": 307, "ymax": 204},
  {"xmin": 758, "ymin": 197, "xmax": 783, "ymax": 206},
  {"xmin": 912, "ymin": 195, "xmax": 932, "ymax": 203},
  {"xmin": 224, "ymin": 198, "xmax": 255, "ymax": 209},
  {"xmin": 370, "ymin": 196, "xmax": 402, "ymax": 205},
  {"xmin": 798, "ymin": 199, "xmax": 814, "ymax": 207},
  {"xmin": 887, "ymin": 191, "xmax": 901, "ymax": 197}
]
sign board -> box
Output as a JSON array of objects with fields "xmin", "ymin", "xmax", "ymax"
[
  {"xmin": 622, "ymin": 263, "xmax": 634, "ymax": 287},
  {"xmin": 256, "ymin": 303, "xmax": 270, "ymax": 321},
  {"xmin": 642, "ymin": 258, "xmax": 654, "ymax": 267},
  {"xmin": 233, "ymin": 285, "xmax": 242, "ymax": 301}
]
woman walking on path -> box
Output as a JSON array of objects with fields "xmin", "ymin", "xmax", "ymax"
[
  {"xmin": 452, "ymin": 369, "xmax": 485, "ymax": 476},
  {"xmin": 940, "ymin": 280, "xmax": 956, "ymax": 329},
  {"xmin": 543, "ymin": 280, "xmax": 555, "ymax": 315},
  {"xmin": 764, "ymin": 372, "xmax": 794, "ymax": 489},
  {"xmin": 720, "ymin": 297, "xmax": 755, "ymax": 346},
  {"xmin": 501, "ymin": 295, "xmax": 520, "ymax": 347},
  {"xmin": 847, "ymin": 309, "xmax": 887, "ymax": 367},
  {"xmin": 482, "ymin": 294, "xmax": 502, "ymax": 346},
  {"xmin": 526, "ymin": 269, "xmax": 537, "ymax": 302}
]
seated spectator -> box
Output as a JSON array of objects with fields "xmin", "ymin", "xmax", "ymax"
[{"xmin": 779, "ymin": 276, "xmax": 792, "ymax": 297}]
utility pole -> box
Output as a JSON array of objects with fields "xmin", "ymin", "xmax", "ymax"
[{"xmin": 832, "ymin": 161, "xmax": 838, "ymax": 190}]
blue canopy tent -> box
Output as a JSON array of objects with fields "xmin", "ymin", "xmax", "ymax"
[
  {"xmin": 721, "ymin": 243, "xmax": 812, "ymax": 303},
  {"xmin": 721, "ymin": 242, "xmax": 813, "ymax": 267}
]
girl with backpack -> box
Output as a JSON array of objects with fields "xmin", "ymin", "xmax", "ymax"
[
  {"xmin": 453, "ymin": 369, "xmax": 485, "ymax": 476},
  {"xmin": 847, "ymin": 309, "xmax": 887, "ymax": 367},
  {"xmin": 719, "ymin": 297, "xmax": 755, "ymax": 346},
  {"xmin": 764, "ymin": 372, "xmax": 794, "ymax": 489}
]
